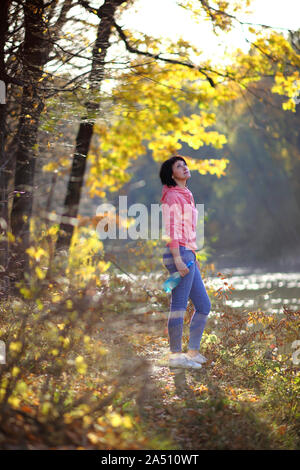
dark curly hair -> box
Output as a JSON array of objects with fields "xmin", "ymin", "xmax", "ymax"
[{"xmin": 159, "ymin": 155, "xmax": 187, "ymax": 187}]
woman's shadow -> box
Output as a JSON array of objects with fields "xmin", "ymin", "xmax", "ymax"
[{"xmin": 169, "ymin": 365, "xmax": 203, "ymax": 405}]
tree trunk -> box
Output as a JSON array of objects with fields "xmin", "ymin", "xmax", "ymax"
[
  {"xmin": 0, "ymin": 0, "xmax": 10, "ymax": 295},
  {"xmin": 9, "ymin": 0, "xmax": 72, "ymax": 286},
  {"xmin": 9, "ymin": 0, "xmax": 50, "ymax": 283},
  {"xmin": 55, "ymin": 0, "xmax": 126, "ymax": 251}
]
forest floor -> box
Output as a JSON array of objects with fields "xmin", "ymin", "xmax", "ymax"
[
  {"xmin": 0, "ymin": 287, "xmax": 299, "ymax": 451},
  {"xmin": 124, "ymin": 328, "xmax": 299, "ymax": 451}
]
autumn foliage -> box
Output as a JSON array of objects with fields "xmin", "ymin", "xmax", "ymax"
[{"xmin": 0, "ymin": 233, "xmax": 299, "ymax": 449}]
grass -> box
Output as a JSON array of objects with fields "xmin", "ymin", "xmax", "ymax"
[{"xmin": 0, "ymin": 256, "xmax": 299, "ymax": 450}]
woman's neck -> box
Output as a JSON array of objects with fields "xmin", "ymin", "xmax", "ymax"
[{"xmin": 173, "ymin": 179, "xmax": 187, "ymax": 188}]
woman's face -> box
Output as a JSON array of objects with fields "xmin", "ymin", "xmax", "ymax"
[{"xmin": 172, "ymin": 160, "xmax": 190, "ymax": 182}]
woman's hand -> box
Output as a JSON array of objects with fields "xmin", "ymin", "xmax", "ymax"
[{"xmin": 174, "ymin": 259, "xmax": 190, "ymax": 277}]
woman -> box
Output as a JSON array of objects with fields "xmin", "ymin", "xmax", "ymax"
[{"xmin": 160, "ymin": 155, "xmax": 211, "ymax": 369}]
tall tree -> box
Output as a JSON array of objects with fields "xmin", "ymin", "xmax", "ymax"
[
  {"xmin": 3, "ymin": 0, "xmax": 300, "ymax": 287},
  {"xmin": 0, "ymin": 0, "xmax": 23, "ymax": 292},
  {"xmin": 7, "ymin": 0, "xmax": 73, "ymax": 283},
  {"xmin": 0, "ymin": 0, "xmax": 11, "ymax": 282},
  {"xmin": 55, "ymin": 0, "xmax": 251, "ymax": 250},
  {"xmin": 56, "ymin": 0, "xmax": 127, "ymax": 250}
]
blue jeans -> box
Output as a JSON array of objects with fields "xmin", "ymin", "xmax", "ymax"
[{"xmin": 162, "ymin": 245, "xmax": 211, "ymax": 353}]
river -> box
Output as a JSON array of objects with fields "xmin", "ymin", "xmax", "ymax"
[
  {"xmin": 208, "ymin": 268, "xmax": 300, "ymax": 314},
  {"xmin": 105, "ymin": 266, "xmax": 300, "ymax": 315}
]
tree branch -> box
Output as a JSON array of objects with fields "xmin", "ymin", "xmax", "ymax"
[
  {"xmin": 196, "ymin": 0, "xmax": 298, "ymax": 33},
  {"xmin": 113, "ymin": 20, "xmax": 216, "ymax": 88}
]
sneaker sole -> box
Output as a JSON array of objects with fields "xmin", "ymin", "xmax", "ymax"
[{"xmin": 169, "ymin": 362, "xmax": 202, "ymax": 370}]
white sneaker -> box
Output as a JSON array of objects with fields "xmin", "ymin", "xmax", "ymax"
[
  {"xmin": 169, "ymin": 354, "xmax": 202, "ymax": 369},
  {"xmin": 187, "ymin": 352, "xmax": 207, "ymax": 364}
]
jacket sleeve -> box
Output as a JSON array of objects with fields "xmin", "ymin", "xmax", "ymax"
[{"xmin": 162, "ymin": 193, "xmax": 183, "ymax": 248}]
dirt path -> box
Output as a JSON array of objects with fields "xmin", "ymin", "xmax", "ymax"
[{"xmin": 132, "ymin": 336, "xmax": 289, "ymax": 450}]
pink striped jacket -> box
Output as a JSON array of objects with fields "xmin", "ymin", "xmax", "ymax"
[{"xmin": 160, "ymin": 184, "xmax": 198, "ymax": 254}]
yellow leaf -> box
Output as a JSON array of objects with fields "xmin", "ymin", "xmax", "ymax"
[
  {"xmin": 36, "ymin": 299, "xmax": 44, "ymax": 310},
  {"xmin": 109, "ymin": 412, "xmax": 123, "ymax": 427},
  {"xmin": 8, "ymin": 396, "xmax": 20, "ymax": 408},
  {"xmin": 7, "ymin": 231, "xmax": 15, "ymax": 243},
  {"xmin": 123, "ymin": 415, "xmax": 133, "ymax": 429},
  {"xmin": 9, "ymin": 341, "xmax": 22, "ymax": 353},
  {"xmin": 41, "ymin": 402, "xmax": 52, "ymax": 415},
  {"xmin": 87, "ymin": 432, "xmax": 99, "ymax": 444},
  {"xmin": 83, "ymin": 416, "xmax": 92, "ymax": 428},
  {"xmin": 12, "ymin": 367, "xmax": 20, "ymax": 377},
  {"xmin": 61, "ymin": 336, "xmax": 70, "ymax": 348},
  {"xmin": 15, "ymin": 381, "xmax": 27, "ymax": 394},
  {"xmin": 75, "ymin": 355, "xmax": 84, "ymax": 364},
  {"xmin": 48, "ymin": 225, "xmax": 59, "ymax": 236},
  {"xmin": 75, "ymin": 355, "xmax": 87, "ymax": 374},
  {"xmin": 35, "ymin": 266, "xmax": 46, "ymax": 279},
  {"xmin": 52, "ymin": 294, "xmax": 61, "ymax": 303}
]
